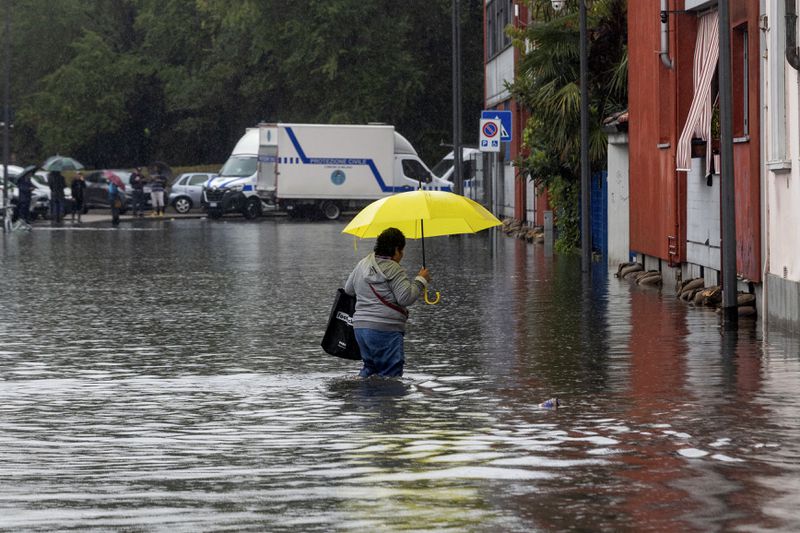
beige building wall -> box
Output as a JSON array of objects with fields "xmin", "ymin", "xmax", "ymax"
[{"xmin": 763, "ymin": 0, "xmax": 800, "ymax": 331}]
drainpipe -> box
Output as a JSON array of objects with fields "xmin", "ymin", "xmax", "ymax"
[
  {"xmin": 787, "ymin": 0, "xmax": 800, "ymax": 70},
  {"xmin": 660, "ymin": 0, "xmax": 674, "ymax": 69}
]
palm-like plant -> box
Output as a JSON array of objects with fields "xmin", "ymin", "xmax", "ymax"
[{"xmin": 509, "ymin": 0, "xmax": 627, "ymax": 252}]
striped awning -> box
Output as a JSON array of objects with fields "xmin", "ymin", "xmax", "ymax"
[{"xmin": 676, "ymin": 11, "xmax": 720, "ymax": 173}]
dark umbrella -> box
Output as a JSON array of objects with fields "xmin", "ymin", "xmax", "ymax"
[
  {"xmin": 149, "ymin": 161, "xmax": 173, "ymax": 180},
  {"xmin": 42, "ymin": 156, "xmax": 84, "ymax": 172},
  {"xmin": 15, "ymin": 165, "xmax": 38, "ymax": 181},
  {"xmin": 104, "ymin": 170, "xmax": 126, "ymax": 191}
]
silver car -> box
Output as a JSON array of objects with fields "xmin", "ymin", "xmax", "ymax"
[{"xmin": 169, "ymin": 172, "xmax": 215, "ymax": 214}]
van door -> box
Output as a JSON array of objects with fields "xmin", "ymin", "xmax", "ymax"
[{"xmin": 257, "ymin": 145, "xmax": 277, "ymax": 193}]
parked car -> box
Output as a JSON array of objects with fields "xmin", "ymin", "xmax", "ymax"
[
  {"xmin": 83, "ymin": 170, "xmax": 130, "ymax": 213},
  {"xmin": 5, "ymin": 168, "xmax": 70, "ymax": 220},
  {"xmin": 84, "ymin": 170, "xmax": 175, "ymax": 213},
  {"xmin": 0, "ymin": 164, "xmax": 24, "ymax": 178},
  {"xmin": 168, "ymin": 172, "xmax": 215, "ymax": 214}
]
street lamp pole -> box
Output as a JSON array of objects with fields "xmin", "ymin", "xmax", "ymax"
[
  {"xmin": 578, "ymin": 0, "xmax": 590, "ymax": 273},
  {"xmin": 718, "ymin": 0, "xmax": 738, "ymax": 328},
  {"xmin": 452, "ymin": 0, "xmax": 463, "ymax": 195},
  {"xmin": 2, "ymin": 0, "xmax": 11, "ymax": 233}
]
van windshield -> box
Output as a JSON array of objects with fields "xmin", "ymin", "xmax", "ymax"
[
  {"xmin": 431, "ymin": 158, "xmax": 453, "ymax": 179},
  {"xmin": 219, "ymin": 155, "xmax": 257, "ymax": 177}
]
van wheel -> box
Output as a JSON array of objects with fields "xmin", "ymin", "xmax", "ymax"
[
  {"xmin": 243, "ymin": 197, "xmax": 262, "ymax": 219},
  {"xmin": 173, "ymin": 197, "xmax": 192, "ymax": 214},
  {"xmin": 320, "ymin": 201, "xmax": 341, "ymax": 220}
]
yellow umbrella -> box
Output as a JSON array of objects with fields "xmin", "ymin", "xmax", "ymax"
[{"xmin": 342, "ymin": 190, "xmax": 502, "ymax": 304}]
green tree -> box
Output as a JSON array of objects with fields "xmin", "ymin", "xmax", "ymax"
[
  {"xmin": 20, "ymin": 31, "xmax": 160, "ymax": 167},
  {"xmin": 9, "ymin": 0, "xmax": 485, "ymax": 169},
  {"xmin": 510, "ymin": 0, "xmax": 627, "ymax": 252}
]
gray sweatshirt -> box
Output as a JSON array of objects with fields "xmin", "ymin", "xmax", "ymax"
[{"xmin": 344, "ymin": 253, "xmax": 428, "ymax": 332}]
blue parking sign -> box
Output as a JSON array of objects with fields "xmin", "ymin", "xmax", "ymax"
[{"xmin": 481, "ymin": 110, "xmax": 512, "ymax": 142}]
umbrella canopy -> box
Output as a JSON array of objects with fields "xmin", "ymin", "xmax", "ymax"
[
  {"xmin": 15, "ymin": 165, "xmax": 38, "ymax": 181},
  {"xmin": 149, "ymin": 160, "xmax": 173, "ymax": 180},
  {"xmin": 342, "ymin": 190, "xmax": 501, "ymax": 240},
  {"xmin": 42, "ymin": 156, "xmax": 84, "ymax": 172},
  {"xmin": 342, "ymin": 191, "xmax": 501, "ymax": 306},
  {"xmin": 104, "ymin": 170, "xmax": 126, "ymax": 191}
]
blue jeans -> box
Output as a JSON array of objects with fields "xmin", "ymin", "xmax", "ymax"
[
  {"xmin": 50, "ymin": 198, "xmax": 64, "ymax": 222},
  {"xmin": 354, "ymin": 328, "xmax": 405, "ymax": 378}
]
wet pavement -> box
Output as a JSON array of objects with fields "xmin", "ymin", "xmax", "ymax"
[{"xmin": 0, "ymin": 219, "xmax": 799, "ymax": 531}]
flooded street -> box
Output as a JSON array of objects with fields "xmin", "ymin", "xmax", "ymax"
[{"xmin": 1, "ymin": 219, "xmax": 799, "ymax": 532}]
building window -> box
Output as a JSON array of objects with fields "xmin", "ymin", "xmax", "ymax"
[
  {"xmin": 487, "ymin": 0, "xmax": 513, "ymax": 59},
  {"xmin": 768, "ymin": 1, "xmax": 789, "ymax": 164},
  {"xmin": 732, "ymin": 24, "xmax": 749, "ymax": 137}
]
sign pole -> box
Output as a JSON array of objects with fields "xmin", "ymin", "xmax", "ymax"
[
  {"xmin": 579, "ymin": 0, "xmax": 590, "ymax": 273},
  {"xmin": 2, "ymin": 0, "xmax": 11, "ymax": 234}
]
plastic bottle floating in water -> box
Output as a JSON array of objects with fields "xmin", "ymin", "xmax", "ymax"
[{"xmin": 539, "ymin": 398, "xmax": 560, "ymax": 409}]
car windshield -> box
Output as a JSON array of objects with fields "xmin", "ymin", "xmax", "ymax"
[
  {"xmin": 219, "ymin": 156, "xmax": 257, "ymax": 178},
  {"xmin": 431, "ymin": 158, "xmax": 453, "ymax": 179},
  {"xmin": 32, "ymin": 175, "xmax": 48, "ymax": 187}
]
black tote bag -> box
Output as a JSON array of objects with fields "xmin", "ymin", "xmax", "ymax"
[{"xmin": 321, "ymin": 288, "xmax": 361, "ymax": 360}]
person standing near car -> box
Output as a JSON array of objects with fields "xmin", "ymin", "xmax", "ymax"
[
  {"xmin": 108, "ymin": 178, "xmax": 123, "ymax": 226},
  {"xmin": 70, "ymin": 172, "xmax": 86, "ymax": 224},
  {"xmin": 17, "ymin": 172, "xmax": 34, "ymax": 224},
  {"xmin": 149, "ymin": 172, "xmax": 167, "ymax": 217},
  {"xmin": 129, "ymin": 167, "xmax": 146, "ymax": 217},
  {"xmin": 48, "ymin": 169, "xmax": 66, "ymax": 225}
]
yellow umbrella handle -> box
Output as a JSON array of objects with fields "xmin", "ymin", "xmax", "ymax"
[{"xmin": 424, "ymin": 287, "xmax": 440, "ymax": 305}]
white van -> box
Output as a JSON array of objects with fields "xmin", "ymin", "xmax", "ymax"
[
  {"xmin": 431, "ymin": 147, "xmax": 482, "ymax": 199},
  {"xmin": 203, "ymin": 123, "xmax": 451, "ymax": 219}
]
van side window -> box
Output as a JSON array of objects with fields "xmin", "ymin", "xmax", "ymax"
[{"xmin": 402, "ymin": 159, "xmax": 431, "ymax": 183}]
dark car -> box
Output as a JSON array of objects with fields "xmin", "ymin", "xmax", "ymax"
[{"xmin": 83, "ymin": 170, "xmax": 131, "ymax": 213}]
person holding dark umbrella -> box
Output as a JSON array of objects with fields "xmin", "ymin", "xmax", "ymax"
[
  {"xmin": 47, "ymin": 168, "xmax": 66, "ymax": 225},
  {"xmin": 17, "ymin": 171, "xmax": 35, "ymax": 224},
  {"xmin": 129, "ymin": 167, "xmax": 146, "ymax": 217},
  {"xmin": 149, "ymin": 171, "xmax": 167, "ymax": 216},
  {"xmin": 70, "ymin": 172, "xmax": 86, "ymax": 224}
]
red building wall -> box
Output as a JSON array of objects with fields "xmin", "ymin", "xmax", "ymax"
[
  {"xmin": 729, "ymin": 1, "xmax": 762, "ymax": 281},
  {"xmin": 628, "ymin": 0, "xmax": 761, "ymax": 281}
]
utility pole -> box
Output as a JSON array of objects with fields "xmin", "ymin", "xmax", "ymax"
[
  {"xmin": 718, "ymin": 0, "xmax": 738, "ymax": 328},
  {"xmin": 3, "ymin": 0, "xmax": 11, "ymax": 234},
  {"xmin": 452, "ymin": 0, "xmax": 463, "ymax": 195},
  {"xmin": 579, "ymin": 0, "xmax": 590, "ymax": 272}
]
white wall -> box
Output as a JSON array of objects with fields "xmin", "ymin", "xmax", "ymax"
[
  {"xmin": 764, "ymin": 0, "xmax": 800, "ymax": 283},
  {"xmin": 762, "ymin": 0, "xmax": 800, "ymax": 331},
  {"xmin": 686, "ymin": 158, "xmax": 721, "ymax": 272},
  {"xmin": 485, "ymin": 47, "xmax": 514, "ymax": 108},
  {"xmin": 525, "ymin": 177, "xmax": 536, "ymax": 224},
  {"xmin": 607, "ymin": 133, "xmax": 630, "ymax": 265},
  {"xmin": 500, "ymin": 163, "xmax": 515, "ymax": 219}
]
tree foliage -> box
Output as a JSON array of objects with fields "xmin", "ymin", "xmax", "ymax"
[
  {"xmin": 510, "ymin": 0, "xmax": 627, "ymax": 252},
  {"xmin": 6, "ymin": 0, "xmax": 483, "ymax": 169}
]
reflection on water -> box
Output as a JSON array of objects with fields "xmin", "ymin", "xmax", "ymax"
[{"xmin": 1, "ymin": 219, "xmax": 799, "ymax": 531}]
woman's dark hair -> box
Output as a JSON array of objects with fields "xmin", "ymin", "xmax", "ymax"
[{"xmin": 374, "ymin": 227, "xmax": 406, "ymax": 257}]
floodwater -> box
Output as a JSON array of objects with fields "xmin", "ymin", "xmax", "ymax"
[{"xmin": 1, "ymin": 219, "xmax": 799, "ymax": 532}]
